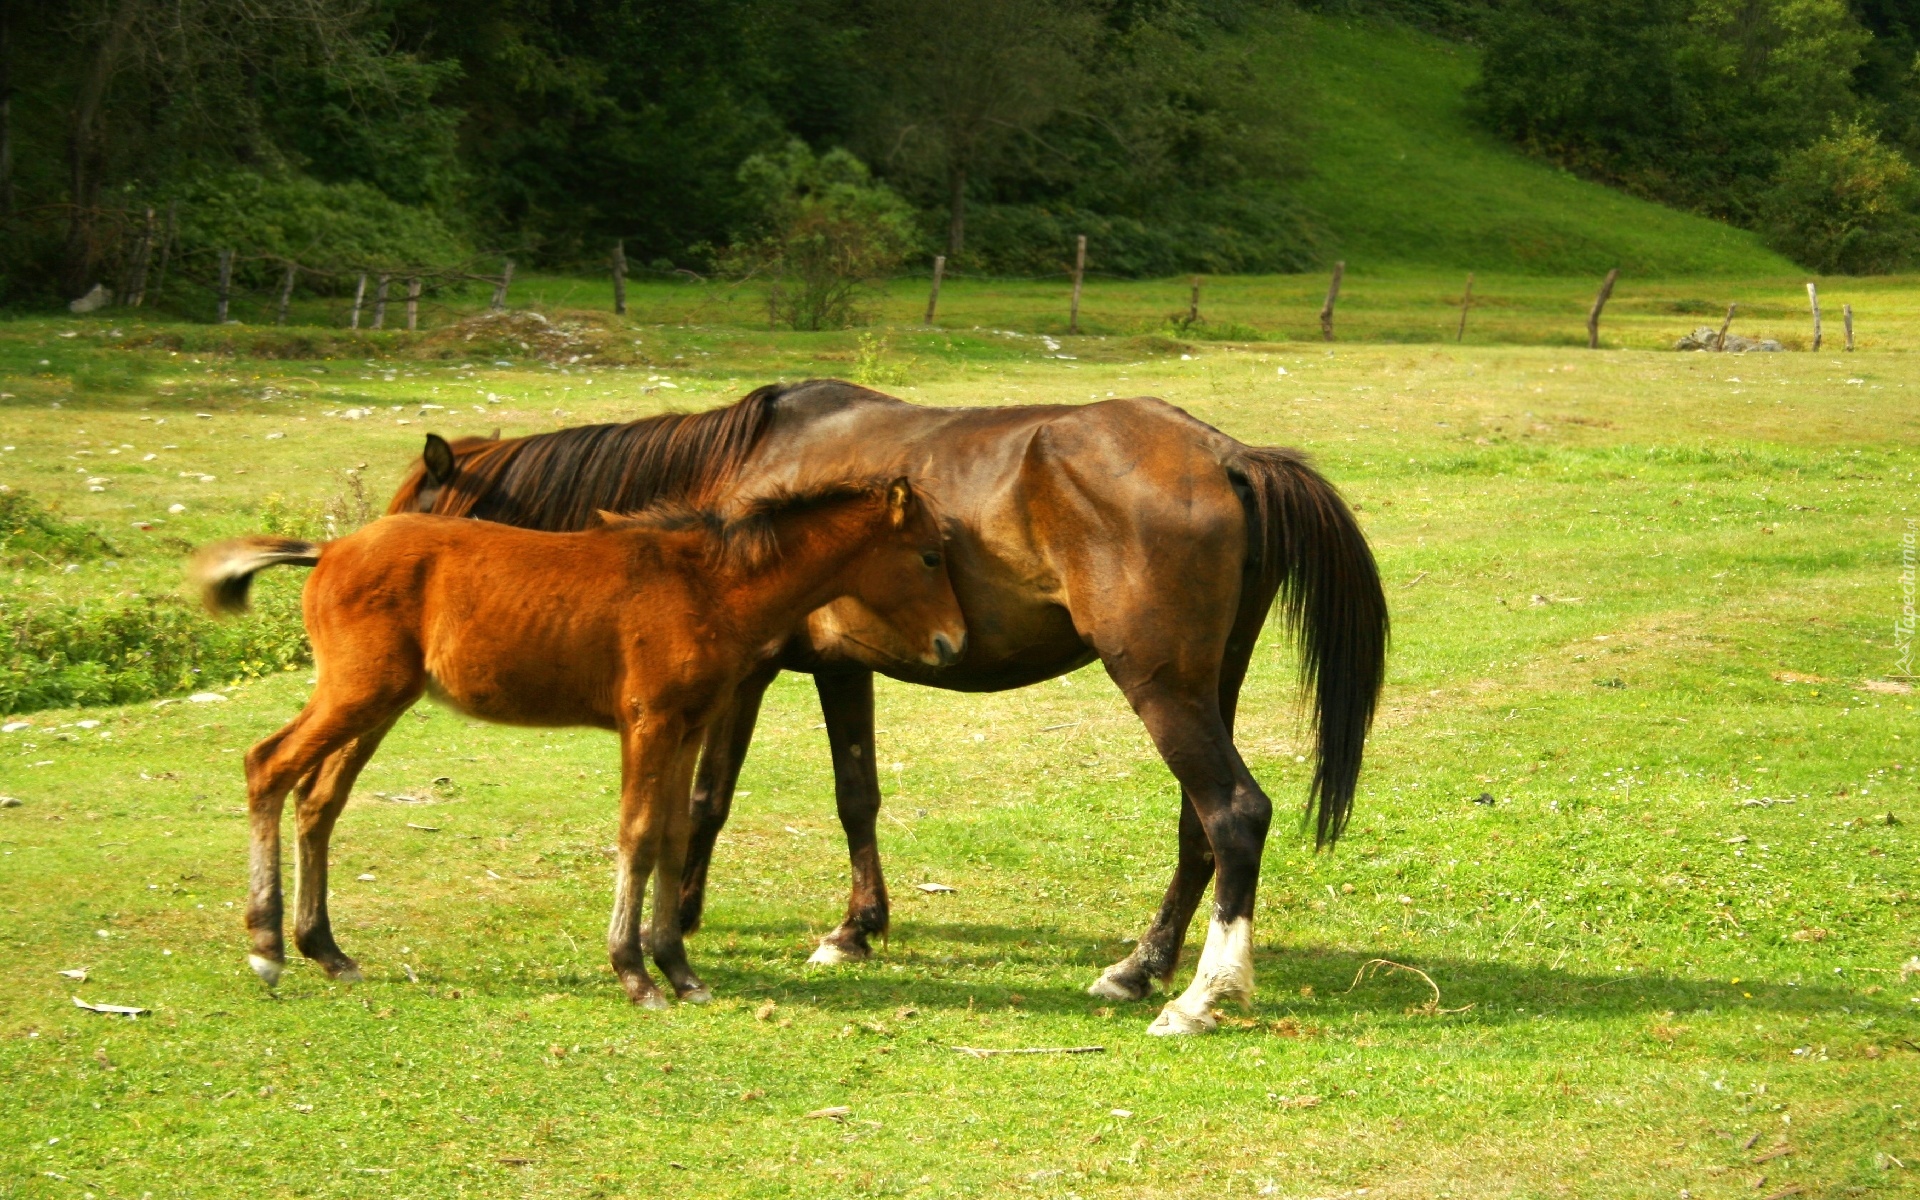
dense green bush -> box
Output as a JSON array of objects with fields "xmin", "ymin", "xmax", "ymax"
[
  {"xmin": 1760, "ymin": 122, "xmax": 1920, "ymax": 274},
  {"xmin": 0, "ymin": 589, "xmax": 310, "ymax": 715},
  {"xmin": 173, "ymin": 171, "xmax": 472, "ymax": 290},
  {"xmin": 725, "ymin": 143, "xmax": 918, "ymax": 330},
  {"xmin": 0, "ymin": 491, "xmax": 119, "ymax": 567}
]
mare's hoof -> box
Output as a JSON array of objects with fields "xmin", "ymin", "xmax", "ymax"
[
  {"xmin": 1087, "ymin": 966, "xmax": 1152, "ymax": 1002},
  {"xmin": 808, "ymin": 939, "xmax": 868, "ymax": 965},
  {"xmin": 1147, "ymin": 1002, "xmax": 1218, "ymax": 1037},
  {"xmin": 327, "ymin": 962, "xmax": 364, "ymax": 984},
  {"xmin": 678, "ymin": 986, "xmax": 714, "ymax": 1005},
  {"xmin": 248, "ymin": 954, "xmax": 284, "ymax": 987},
  {"xmin": 635, "ymin": 992, "xmax": 671, "ymax": 1011}
]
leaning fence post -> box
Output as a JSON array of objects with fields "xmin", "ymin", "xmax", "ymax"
[
  {"xmin": 612, "ymin": 241, "xmax": 627, "ymax": 316},
  {"xmin": 215, "ymin": 248, "xmax": 234, "ymax": 324},
  {"xmin": 1320, "ymin": 261, "xmax": 1344, "ymax": 342},
  {"xmin": 350, "ymin": 273, "xmax": 367, "ymax": 329},
  {"xmin": 1586, "ymin": 267, "xmax": 1619, "ymax": 349},
  {"xmin": 1068, "ymin": 237, "xmax": 1086, "ymax": 334},
  {"xmin": 1715, "ymin": 302, "xmax": 1736, "ymax": 351},
  {"xmin": 150, "ymin": 201, "xmax": 178, "ymax": 303},
  {"xmin": 405, "ymin": 276, "xmax": 421, "ymax": 331},
  {"xmin": 372, "ymin": 273, "xmax": 390, "ymax": 330},
  {"xmin": 1806, "ymin": 281, "xmax": 1822, "ymax": 351},
  {"xmin": 1843, "ymin": 302, "xmax": 1854, "ymax": 351},
  {"xmin": 1455, "ymin": 271, "xmax": 1474, "ymax": 342},
  {"xmin": 125, "ymin": 208, "xmax": 156, "ymax": 307},
  {"xmin": 275, "ymin": 263, "xmax": 297, "ymax": 325},
  {"xmin": 491, "ymin": 259, "xmax": 514, "ymax": 311},
  {"xmin": 926, "ymin": 254, "xmax": 947, "ymax": 325}
]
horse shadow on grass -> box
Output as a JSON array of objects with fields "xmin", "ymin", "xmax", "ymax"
[{"xmin": 686, "ymin": 917, "xmax": 1902, "ymax": 1029}]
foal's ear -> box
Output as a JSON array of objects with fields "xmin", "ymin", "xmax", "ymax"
[
  {"xmin": 886, "ymin": 476, "xmax": 914, "ymax": 528},
  {"xmin": 422, "ymin": 433, "xmax": 457, "ymax": 486}
]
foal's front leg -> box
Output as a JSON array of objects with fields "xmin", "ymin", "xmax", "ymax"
[
  {"xmin": 650, "ymin": 738, "xmax": 711, "ymax": 1003},
  {"xmin": 608, "ymin": 715, "xmax": 701, "ymax": 1008}
]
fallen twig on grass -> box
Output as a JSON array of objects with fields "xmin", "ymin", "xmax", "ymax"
[
  {"xmin": 951, "ymin": 1045, "xmax": 1105, "ymax": 1058},
  {"xmin": 72, "ymin": 996, "xmax": 147, "ymax": 1017},
  {"xmin": 1341, "ymin": 959, "xmax": 1473, "ymax": 1016}
]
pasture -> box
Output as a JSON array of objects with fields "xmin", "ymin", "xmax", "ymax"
[{"xmin": 1, "ymin": 277, "xmax": 1917, "ymax": 1198}]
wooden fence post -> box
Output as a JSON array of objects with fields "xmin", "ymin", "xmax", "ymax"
[
  {"xmin": 1586, "ymin": 268, "xmax": 1619, "ymax": 349},
  {"xmin": 1455, "ymin": 272, "xmax": 1473, "ymax": 342},
  {"xmin": 406, "ymin": 276, "xmax": 421, "ymax": 331},
  {"xmin": 350, "ymin": 273, "xmax": 367, "ymax": 329},
  {"xmin": 1068, "ymin": 237, "xmax": 1086, "ymax": 334},
  {"xmin": 1320, "ymin": 261, "xmax": 1344, "ymax": 341},
  {"xmin": 1843, "ymin": 302, "xmax": 1854, "ymax": 351},
  {"xmin": 926, "ymin": 254, "xmax": 946, "ymax": 325},
  {"xmin": 612, "ymin": 241, "xmax": 627, "ymax": 316},
  {"xmin": 1715, "ymin": 302, "xmax": 1736, "ymax": 351},
  {"xmin": 150, "ymin": 201, "xmax": 178, "ymax": 303},
  {"xmin": 275, "ymin": 263, "xmax": 296, "ymax": 325},
  {"xmin": 1188, "ymin": 276, "xmax": 1202, "ymax": 326},
  {"xmin": 1806, "ymin": 281, "xmax": 1821, "ymax": 351},
  {"xmin": 491, "ymin": 259, "xmax": 514, "ymax": 311},
  {"xmin": 372, "ymin": 274, "xmax": 390, "ymax": 330},
  {"xmin": 215, "ymin": 248, "xmax": 234, "ymax": 324},
  {"xmin": 125, "ymin": 207, "xmax": 156, "ymax": 307}
]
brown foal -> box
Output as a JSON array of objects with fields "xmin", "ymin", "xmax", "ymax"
[{"xmin": 192, "ymin": 477, "xmax": 963, "ymax": 1007}]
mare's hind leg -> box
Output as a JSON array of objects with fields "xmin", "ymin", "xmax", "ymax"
[
  {"xmin": 678, "ymin": 661, "xmax": 778, "ymax": 935},
  {"xmin": 291, "ymin": 715, "xmax": 404, "ymax": 981},
  {"xmin": 243, "ymin": 688, "xmax": 413, "ymax": 985},
  {"xmin": 1089, "ymin": 589, "xmax": 1268, "ymax": 1002}
]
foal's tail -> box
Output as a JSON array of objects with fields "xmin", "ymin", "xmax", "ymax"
[
  {"xmin": 1232, "ymin": 448, "xmax": 1388, "ymax": 848},
  {"xmin": 190, "ymin": 536, "xmax": 323, "ymax": 614}
]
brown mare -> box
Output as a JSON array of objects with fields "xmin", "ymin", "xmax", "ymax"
[
  {"xmin": 192, "ymin": 477, "xmax": 964, "ymax": 1007},
  {"xmin": 392, "ymin": 380, "xmax": 1388, "ymax": 1034}
]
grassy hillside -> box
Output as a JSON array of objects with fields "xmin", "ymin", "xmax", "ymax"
[{"xmin": 1296, "ymin": 18, "xmax": 1799, "ymax": 277}]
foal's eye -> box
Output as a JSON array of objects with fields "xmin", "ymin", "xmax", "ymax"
[{"xmin": 921, "ymin": 551, "xmax": 942, "ymax": 568}]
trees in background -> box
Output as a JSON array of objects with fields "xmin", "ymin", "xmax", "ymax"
[{"xmin": 1469, "ymin": 0, "xmax": 1920, "ymax": 269}]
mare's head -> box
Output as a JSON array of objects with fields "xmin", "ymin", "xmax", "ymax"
[{"xmin": 395, "ymin": 433, "xmax": 468, "ymax": 514}]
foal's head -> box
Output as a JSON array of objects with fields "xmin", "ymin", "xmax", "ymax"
[{"xmin": 723, "ymin": 478, "xmax": 968, "ymax": 669}]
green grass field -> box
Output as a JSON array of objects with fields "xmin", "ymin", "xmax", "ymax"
[
  {"xmin": 1, "ymin": 281, "xmax": 1917, "ymax": 1198},
  {"xmin": 1293, "ymin": 18, "xmax": 1796, "ymax": 277}
]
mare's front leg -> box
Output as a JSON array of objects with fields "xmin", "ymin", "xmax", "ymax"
[
  {"xmin": 809, "ymin": 669, "xmax": 890, "ymax": 965},
  {"xmin": 678, "ymin": 661, "xmax": 779, "ymax": 935},
  {"xmin": 291, "ymin": 716, "xmax": 403, "ymax": 981}
]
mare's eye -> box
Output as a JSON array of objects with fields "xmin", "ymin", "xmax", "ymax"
[{"xmin": 921, "ymin": 551, "xmax": 942, "ymax": 568}]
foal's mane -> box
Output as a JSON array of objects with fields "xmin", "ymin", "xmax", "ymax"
[
  {"xmin": 388, "ymin": 383, "xmax": 789, "ymax": 529},
  {"xmin": 607, "ymin": 479, "xmax": 891, "ymax": 575}
]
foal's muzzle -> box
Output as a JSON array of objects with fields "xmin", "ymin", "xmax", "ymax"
[{"xmin": 931, "ymin": 631, "xmax": 965, "ymax": 667}]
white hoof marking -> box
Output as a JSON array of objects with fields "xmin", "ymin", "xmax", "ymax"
[
  {"xmin": 248, "ymin": 954, "xmax": 283, "ymax": 987},
  {"xmin": 808, "ymin": 941, "xmax": 860, "ymax": 965},
  {"xmin": 1147, "ymin": 1002, "xmax": 1219, "ymax": 1036},
  {"xmin": 1086, "ymin": 970, "xmax": 1147, "ymax": 1001}
]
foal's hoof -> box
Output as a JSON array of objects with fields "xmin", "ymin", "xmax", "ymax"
[
  {"xmin": 323, "ymin": 959, "xmax": 364, "ymax": 984},
  {"xmin": 248, "ymin": 954, "xmax": 285, "ymax": 988},
  {"xmin": 1087, "ymin": 965, "xmax": 1153, "ymax": 1002},
  {"xmin": 1147, "ymin": 1002, "xmax": 1218, "ymax": 1037},
  {"xmin": 678, "ymin": 985, "xmax": 714, "ymax": 1005},
  {"xmin": 808, "ymin": 938, "xmax": 869, "ymax": 966},
  {"xmin": 635, "ymin": 992, "xmax": 671, "ymax": 1011}
]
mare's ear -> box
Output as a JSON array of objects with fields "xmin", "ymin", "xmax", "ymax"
[
  {"xmin": 422, "ymin": 433, "xmax": 457, "ymax": 486},
  {"xmin": 886, "ymin": 476, "xmax": 914, "ymax": 529}
]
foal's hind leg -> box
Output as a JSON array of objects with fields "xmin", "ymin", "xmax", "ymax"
[
  {"xmin": 243, "ymin": 692, "xmax": 410, "ymax": 985},
  {"xmin": 609, "ymin": 714, "xmax": 694, "ymax": 1009},
  {"xmin": 291, "ymin": 716, "xmax": 403, "ymax": 981}
]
